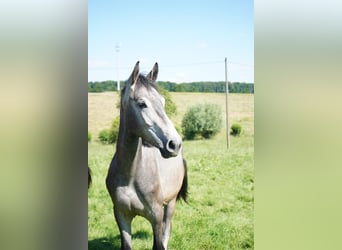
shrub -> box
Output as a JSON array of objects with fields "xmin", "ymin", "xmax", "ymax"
[
  {"xmin": 158, "ymin": 87, "xmax": 177, "ymax": 117},
  {"xmin": 182, "ymin": 103, "xmax": 222, "ymax": 140},
  {"xmin": 110, "ymin": 116, "xmax": 120, "ymax": 143},
  {"xmin": 175, "ymin": 124, "xmax": 182, "ymax": 135},
  {"xmin": 98, "ymin": 116, "xmax": 120, "ymax": 144},
  {"xmin": 88, "ymin": 131, "xmax": 92, "ymax": 142},
  {"xmin": 230, "ymin": 123, "xmax": 242, "ymax": 136},
  {"xmin": 98, "ymin": 129, "xmax": 112, "ymax": 144}
]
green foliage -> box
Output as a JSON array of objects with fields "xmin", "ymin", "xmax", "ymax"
[
  {"xmin": 158, "ymin": 81, "xmax": 254, "ymax": 93},
  {"xmin": 88, "ymin": 131, "xmax": 92, "ymax": 142},
  {"xmin": 98, "ymin": 129, "xmax": 112, "ymax": 144},
  {"xmin": 98, "ymin": 117, "xmax": 120, "ymax": 144},
  {"xmin": 182, "ymin": 103, "xmax": 222, "ymax": 140},
  {"xmin": 231, "ymin": 123, "xmax": 242, "ymax": 136},
  {"xmin": 88, "ymin": 80, "xmax": 125, "ymax": 92},
  {"xmin": 174, "ymin": 124, "xmax": 182, "ymax": 135},
  {"xmin": 88, "ymin": 80, "xmax": 254, "ymax": 94},
  {"xmin": 158, "ymin": 87, "xmax": 177, "ymax": 117},
  {"xmin": 110, "ymin": 116, "xmax": 120, "ymax": 143}
]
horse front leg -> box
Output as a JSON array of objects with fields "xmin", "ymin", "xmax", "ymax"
[
  {"xmin": 162, "ymin": 199, "xmax": 177, "ymax": 250},
  {"xmin": 151, "ymin": 206, "xmax": 165, "ymax": 250},
  {"xmin": 114, "ymin": 207, "xmax": 133, "ymax": 250}
]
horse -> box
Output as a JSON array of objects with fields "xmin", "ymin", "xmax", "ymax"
[{"xmin": 106, "ymin": 61, "xmax": 188, "ymax": 250}]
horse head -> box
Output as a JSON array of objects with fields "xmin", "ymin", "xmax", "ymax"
[{"xmin": 121, "ymin": 61, "xmax": 182, "ymax": 158}]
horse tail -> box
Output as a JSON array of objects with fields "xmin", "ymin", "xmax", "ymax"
[
  {"xmin": 177, "ymin": 158, "xmax": 188, "ymax": 202},
  {"xmin": 88, "ymin": 166, "xmax": 92, "ymax": 189}
]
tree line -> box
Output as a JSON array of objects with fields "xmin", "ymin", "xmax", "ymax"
[{"xmin": 88, "ymin": 80, "xmax": 254, "ymax": 93}]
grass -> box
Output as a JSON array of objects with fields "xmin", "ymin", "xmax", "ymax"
[{"xmin": 88, "ymin": 92, "xmax": 254, "ymax": 249}]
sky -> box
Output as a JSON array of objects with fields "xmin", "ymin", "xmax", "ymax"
[{"xmin": 88, "ymin": 0, "xmax": 254, "ymax": 83}]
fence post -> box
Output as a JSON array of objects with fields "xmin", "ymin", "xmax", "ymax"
[{"xmin": 225, "ymin": 58, "xmax": 230, "ymax": 149}]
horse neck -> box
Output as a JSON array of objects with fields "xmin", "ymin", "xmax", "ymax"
[{"xmin": 115, "ymin": 108, "xmax": 141, "ymax": 170}]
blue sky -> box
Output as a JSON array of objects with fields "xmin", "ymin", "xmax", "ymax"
[{"xmin": 88, "ymin": 0, "xmax": 254, "ymax": 83}]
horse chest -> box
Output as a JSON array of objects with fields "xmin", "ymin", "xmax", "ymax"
[
  {"xmin": 114, "ymin": 173, "xmax": 160, "ymax": 216},
  {"xmin": 115, "ymin": 185, "xmax": 145, "ymax": 213},
  {"xmin": 110, "ymin": 145, "xmax": 179, "ymax": 216}
]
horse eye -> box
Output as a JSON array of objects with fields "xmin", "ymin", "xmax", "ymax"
[{"xmin": 137, "ymin": 101, "xmax": 147, "ymax": 109}]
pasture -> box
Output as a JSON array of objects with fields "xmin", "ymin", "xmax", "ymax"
[{"xmin": 88, "ymin": 92, "xmax": 254, "ymax": 249}]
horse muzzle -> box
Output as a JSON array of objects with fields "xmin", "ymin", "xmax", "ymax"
[
  {"xmin": 146, "ymin": 127, "xmax": 182, "ymax": 158},
  {"xmin": 160, "ymin": 138, "xmax": 181, "ymax": 158}
]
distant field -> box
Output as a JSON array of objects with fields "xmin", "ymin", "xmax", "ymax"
[{"xmin": 88, "ymin": 92, "xmax": 254, "ymax": 249}]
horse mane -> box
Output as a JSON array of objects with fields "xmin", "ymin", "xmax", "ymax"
[{"xmin": 122, "ymin": 73, "xmax": 159, "ymax": 98}]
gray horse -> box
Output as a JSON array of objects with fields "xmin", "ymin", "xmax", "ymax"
[{"xmin": 106, "ymin": 61, "xmax": 188, "ymax": 250}]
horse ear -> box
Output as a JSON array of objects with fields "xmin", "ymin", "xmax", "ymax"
[
  {"xmin": 147, "ymin": 62, "xmax": 158, "ymax": 82},
  {"xmin": 127, "ymin": 61, "xmax": 140, "ymax": 86},
  {"xmin": 122, "ymin": 61, "xmax": 139, "ymax": 107}
]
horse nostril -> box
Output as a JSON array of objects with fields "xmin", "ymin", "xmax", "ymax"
[{"xmin": 167, "ymin": 140, "xmax": 176, "ymax": 152}]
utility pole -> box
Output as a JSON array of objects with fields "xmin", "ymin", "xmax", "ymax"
[
  {"xmin": 225, "ymin": 57, "xmax": 230, "ymax": 149},
  {"xmin": 115, "ymin": 43, "xmax": 120, "ymax": 91}
]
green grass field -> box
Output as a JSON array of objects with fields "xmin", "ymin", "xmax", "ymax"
[{"xmin": 88, "ymin": 92, "xmax": 254, "ymax": 249}]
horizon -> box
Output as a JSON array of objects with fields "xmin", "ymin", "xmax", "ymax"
[{"xmin": 87, "ymin": 79, "xmax": 255, "ymax": 84}]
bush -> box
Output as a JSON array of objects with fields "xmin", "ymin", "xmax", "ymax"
[
  {"xmin": 175, "ymin": 124, "xmax": 182, "ymax": 135},
  {"xmin": 110, "ymin": 116, "xmax": 120, "ymax": 143},
  {"xmin": 98, "ymin": 116, "xmax": 120, "ymax": 144},
  {"xmin": 98, "ymin": 129, "xmax": 112, "ymax": 144},
  {"xmin": 158, "ymin": 87, "xmax": 177, "ymax": 117},
  {"xmin": 230, "ymin": 123, "xmax": 242, "ymax": 136},
  {"xmin": 182, "ymin": 103, "xmax": 222, "ymax": 140},
  {"xmin": 88, "ymin": 131, "xmax": 92, "ymax": 142}
]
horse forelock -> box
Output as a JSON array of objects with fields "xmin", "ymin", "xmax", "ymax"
[
  {"xmin": 122, "ymin": 73, "xmax": 159, "ymax": 99},
  {"xmin": 134, "ymin": 74, "xmax": 159, "ymax": 93}
]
